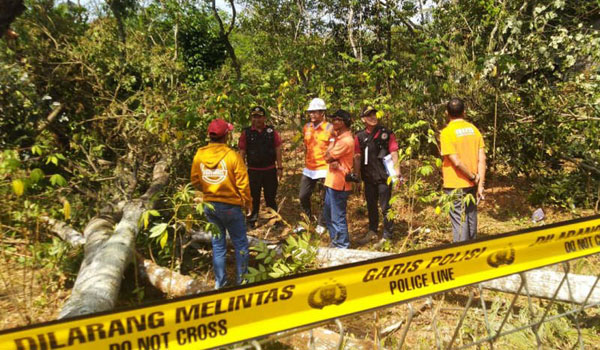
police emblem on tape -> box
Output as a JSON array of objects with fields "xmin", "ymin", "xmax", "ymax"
[
  {"xmin": 487, "ymin": 244, "xmax": 515, "ymax": 268},
  {"xmin": 308, "ymin": 280, "xmax": 347, "ymax": 309}
]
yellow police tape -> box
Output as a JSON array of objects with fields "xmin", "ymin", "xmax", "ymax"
[{"xmin": 2, "ymin": 215, "xmax": 600, "ymax": 350}]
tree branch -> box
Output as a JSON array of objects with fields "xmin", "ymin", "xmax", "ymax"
[
  {"xmin": 226, "ymin": 0, "xmax": 236, "ymax": 36},
  {"xmin": 40, "ymin": 216, "xmax": 86, "ymax": 247},
  {"xmin": 37, "ymin": 103, "xmax": 64, "ymax": 132},
  {"xmin": 210, "ymin": 0, "xmax": 241, "ymax": 80}
]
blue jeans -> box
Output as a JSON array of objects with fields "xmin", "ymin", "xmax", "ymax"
[
  {"xmin": 204, "ymin": 202, "xmax": 249, "ymax": 289},
  {"xmin": 322, "ymin": 187, "xmax": 350, "ymax": 248},
  {"xmin": 444, "ymin": 187, "xmax": 477, "ymax": 242}
]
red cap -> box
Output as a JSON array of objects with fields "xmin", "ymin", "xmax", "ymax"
[{"xmin": 208, "ymin": 119, "xmax": 234, "ymax": 138}]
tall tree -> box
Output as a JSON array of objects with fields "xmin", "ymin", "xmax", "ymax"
[{"xmin": 210, "ymin": 0, "xmax": 241, "ymax": 80}]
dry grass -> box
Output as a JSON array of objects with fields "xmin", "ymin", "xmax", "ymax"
[{"xmin": 0, "ymin": 237, "xmax": 72, "ymax": 330}]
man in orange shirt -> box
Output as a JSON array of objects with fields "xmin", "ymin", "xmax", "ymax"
[
  {"xmin": 191, "ymin": 119, "xmax": 252, "ymax": 288},
  {"xmin": 322, "ymin": 110, "xmax": 355, "ymax": 248},
  {"xmin": 440, "ymin": 98, "xmax": 486, "ymax": 242},
  {"xmin": 297, "ymin": 98, "xmax": 333, "ymax": 233}
]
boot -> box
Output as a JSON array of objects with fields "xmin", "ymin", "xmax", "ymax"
[{"xmin": 357, "ymin": 230, "xmax": 377, "ymax": 245}]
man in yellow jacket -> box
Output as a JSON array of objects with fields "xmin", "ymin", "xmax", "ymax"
[{"xmin": 191, "ymin": 119, "xmax": 252, "ymax": 289}]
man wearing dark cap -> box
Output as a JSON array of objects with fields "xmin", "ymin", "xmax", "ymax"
[
  {"xmin": 322, "ymin": 110, "xmax": 355, "ymax": 248},
  {"xmin": 354, "ymin": 107, "xmax": 401, "ymax": 248},
  {"xmin": 191, "ymin": 118, "xmax": 252, "ymax": 289},
  {"xmin": 440, "ymin": 98, "xmax": 486, "ymax": 242},
  {"xmin": 238, "ymin": 106, "xmax": 283, "ymax": 228}
]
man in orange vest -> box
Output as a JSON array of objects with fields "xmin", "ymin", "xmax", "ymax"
[
  {"xmin": 191, "ymin": 119, "xmax": 252, "ymax": 288},
  {"xmin": 296, "ymin": 98, "xmax": 333, "ymax": 234},
  {"xmin": 440, "ymin": 98, "xmax": 486, "ymax": 242}
]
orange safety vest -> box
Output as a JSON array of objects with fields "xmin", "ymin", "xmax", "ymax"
[{"xmin": 303, "ymin": 121, "xmax": 333, "ymax": 171}]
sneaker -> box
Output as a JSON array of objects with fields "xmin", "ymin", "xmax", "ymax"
[
  {"xmin": 315, "ymin": 225, "xmax": 326, "ymax": 235},
  {"xmin": 357, "ymin": 230, "xmax": 377, "ymax": 245},
  {"xmin": 293, "ymin": 225, "xmax": 306, "ymax": 234},
  {"xmin": 373, "ymin": 238, "xmax": 389, "ymax": 249}
]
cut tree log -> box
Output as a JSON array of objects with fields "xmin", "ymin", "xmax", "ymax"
[
  {"xmin": 136, "ymin": 253, "xmax": 209, "ymax": 297},
  {"xmin": 287, "ymin": 326, "xmax": 375, "ymax": 350},
  {"xmin": 481, "ymin": 269, "xmax": 600, "ymax": 305},
  {"xmin": 59, "ymin": 157, "xmax": 169, "ymax": 319},
  {"xmin": 189, "ymin": 229, "xmax": 281, "ymax": 253},
  {"xmin": 316, "ymin": 247, "xmax": 388, "ymax": 268}
]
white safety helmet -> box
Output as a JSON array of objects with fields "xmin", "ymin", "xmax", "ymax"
[{"xmin": 307, "ymin": 98, "xmax": 327, "ymax": 112}]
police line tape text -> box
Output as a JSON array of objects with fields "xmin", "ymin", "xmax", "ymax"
[
  {"xmin": 12, "ymin": 285, "xmax": 295, "ymax": 350},
  {"xmin": 564, "ymin": 234, "xmax": 600, "ymax": 254},
  {"xmin": 13, "ymin": 318, "xmax": 228, "ymax": 350},
  {"xmin": 363, "ymin": 247, "xmax": 486, "ymax": 283},
  {"xmin": 529, "ymin": 224, "xmax": 600, "ymax": 247},
  {"xmin": 389, "ymin": 268, "xmax": 455, "ymax": 294},
  {"xmin": 108, "ymin": 321, "xmax": 227, "ymax": 350}
]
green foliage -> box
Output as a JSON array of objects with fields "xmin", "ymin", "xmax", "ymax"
[
  {"xmin": 177, "ymin": 3, "xmax": 228, "ymax": 82},
  {"xmin": 430, "ymin": 0, "xmax": 600, "ymax": 208},
  {"xmin": 137, "ymin": 184, "xmax": 214, "ymax": 265},
  {"xmin": 246, "ymin": 233, "xmax": 318, "ymax": 283}
]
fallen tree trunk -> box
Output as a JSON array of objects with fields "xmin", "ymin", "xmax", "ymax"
[
  {"xmin": 58, "ymin": 216, "xmax": 114, "ymax": 317},
  {"xmin": 59, "ymin": 157, "xmax": 169, "ymax": 319}
]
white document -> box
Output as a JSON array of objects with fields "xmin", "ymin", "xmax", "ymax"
[{"xmin": 383, "ymin": 154, "xmax": 396, "ymax": 177}]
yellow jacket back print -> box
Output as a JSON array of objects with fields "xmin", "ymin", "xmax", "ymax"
[{"xmin": 191, "ymin": 143, "xmax": 252, "ymax": 210}]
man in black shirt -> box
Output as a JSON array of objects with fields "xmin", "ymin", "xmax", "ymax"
[
  {"xmin": 354, "ymin": 107, "xmax": 401, "ymax": 248},
  {"xmin": 238, "ymin": 106, "xmax": 283, "ymax": 228}
]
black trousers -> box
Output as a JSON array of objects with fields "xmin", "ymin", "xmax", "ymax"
[
  {"xmin": 364, "ymin": 181, "xmax": 393, "ymax": 239},
  {"xmin": 298, "ymin": 175, "xmax": 325, "ymax": 226},
  {"xmin": 248, "ymin": 168, "xmax": 278, "ymax": 223}
]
